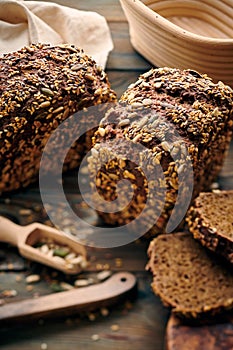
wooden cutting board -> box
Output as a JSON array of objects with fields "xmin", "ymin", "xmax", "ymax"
[{"xmin": 165, "ymin": 314, "xmax": 233, "ymax": 350}]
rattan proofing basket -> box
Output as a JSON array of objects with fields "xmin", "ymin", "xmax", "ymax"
[{"xmin": 120, "ymin": 0, "xmax": 233, "ymax": 86}]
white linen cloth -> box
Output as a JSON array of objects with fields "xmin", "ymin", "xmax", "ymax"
[{"xmin": 0, "ymin": 0, "xmax": 113, "ymax": 67}]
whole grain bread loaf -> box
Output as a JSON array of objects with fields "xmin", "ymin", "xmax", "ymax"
[
  {"xmin": 0, "ymin": 43, "xmax": 116, "ymax": 193},
  {"xmin": 146, "ymin": 232, "xmax": 233, "ymax": 319},
  {"xmin": 186, "ymin": 190, "xmax": 233, "ymax": 264},
  {"xmin": 88, "ymin": 68, "xmax": 233, "ymax": 235}
]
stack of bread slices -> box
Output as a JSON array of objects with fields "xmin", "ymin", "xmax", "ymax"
[{"xmin": 147, "ymin": 190, "xmax": 233, "ymax": 349}]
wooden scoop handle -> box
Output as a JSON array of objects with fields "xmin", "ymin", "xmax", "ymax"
[
  {"xmin": 0, "ymin": 272, "xmax": 137, "ymax": 325},
  {"xmin": 0, "ymin": 216, "xmax": 30, "ymax": 246}
]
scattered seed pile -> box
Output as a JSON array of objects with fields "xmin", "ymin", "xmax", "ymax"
[
  {"xmin": 146, "ymin": 232, "xmax": 233, "ymax": 319},
  {"xmin": 186, "ymin": 190, "xmax": 233, "ymax": 264},
  {"xmin": 0, "ymin": 43, "xmax": 116, "ymax": 193},
  {"xmin": 88, "ymin": 67, "xmax": 233, "ymax": 235}
]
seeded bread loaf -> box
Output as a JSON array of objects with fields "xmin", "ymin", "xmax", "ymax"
[
  {"xmin": 0, "ymin": 43, "xmax": 116, "ymax": 193},
  {"xmin": 146, "ymin": 232, "xmax": 233, "ymax": 319},
  {"xmin": 88, "ymin": 68, "xmax": 233, "ymax": 235},
  {"xmin": 186, "ymin": 190, "xmax": 233, "ymax": 264}
]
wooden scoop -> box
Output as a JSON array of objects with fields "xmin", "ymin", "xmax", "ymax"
[{"xmin": 0, "ymin": 216, "xmax": 87, "ymax": 274}]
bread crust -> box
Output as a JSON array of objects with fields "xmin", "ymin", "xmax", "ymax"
[
  {"xmin": 165, "ymin": 313, "xmax": 233, "ymax": 350},
  {"xmin": 186, "ymin": 191, "xmax": 233, "ymax": 264}
]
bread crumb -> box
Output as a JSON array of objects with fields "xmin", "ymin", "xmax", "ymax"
[
  {"xmin": 15, "ymin": 275, "xmax": 22, "ymax": 282},
  {"xmin": 91, "ymin": 334, "xmax": 100, "ymax": 341},
  {"xmin": 115, "ymin": 258, "xmax": 123, "ymax": 267},
  {"xmin": 88, "ymin": 313, "xmax": 96, "ymax": 321},
  {"xmin": 26, "ymin": 285, "xmax": 34, "ymax": 292},
  {"xmin": 100, "ymin": 307, "xmax": 109, "ymax": 317},
  {"xmin": 111, "ymin": 324, "xmax": 119, "ymax": 332}
]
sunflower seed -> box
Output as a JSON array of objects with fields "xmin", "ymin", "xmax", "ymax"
[
  {"xmin": 118, "ymin": 118, "xmax": 130, "ymax": 127},
  {"xmin": 74, "ymin": 279, "xmax": 90, "ymax": 287},
  {"xmin": 97, "ymin": 270, "xmax": 112, "ymax": 281},
  {"xmin": 25, "ymin": 274, "xmax": 40, "ymax": 284}
]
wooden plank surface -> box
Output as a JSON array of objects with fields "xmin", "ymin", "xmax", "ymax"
[
  {"xmin": 43, "ymin": 0, "xmax": 127, "ymax": 21},
  {"xmin": 0, "ymin": 1, "xmax": 233, "ymax": 350}
]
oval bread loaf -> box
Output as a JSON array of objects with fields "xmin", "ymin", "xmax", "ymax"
[
  {"xmin": 88, "ymin": 68, "xmax": 233, "ymax": 235},
  {"xmin": 0, "ymin": 43, "xmax": 117, "ymax": 193}
]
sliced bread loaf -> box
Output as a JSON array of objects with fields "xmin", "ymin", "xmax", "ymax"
[
  {"xmin": 146, "ymin": 232, "xmax": 233, "ymax": 319},
  {"xmin": 88, "ymin": 67, "xmax": 233, "ymax": 235},
  {"xmin": 186, "ymin": 190, "xmax": 233, "ymax": 264}
]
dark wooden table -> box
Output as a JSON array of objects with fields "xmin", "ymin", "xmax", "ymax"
[{"xmin": 0, "ymin": 1, "xmax": 232, "ymax": 349}]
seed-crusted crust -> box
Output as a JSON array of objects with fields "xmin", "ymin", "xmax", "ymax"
[
  {"xmin": 146, "ymin": 232, "xmax": 233, "ymax": 320},
  {"xmin": 166, "ymin": 313, "xmax": 233, "ymax": 350},
  {"xmin": 186, "ymin": 191, "xmax": 233, "ymax": 264},
  {"xmin": 0, "ymin": 43, "xmax": 116, "ymax": 193},
  {"xmin": 88, "ymin": 67, "xmax": 233, "ymax": 235}
]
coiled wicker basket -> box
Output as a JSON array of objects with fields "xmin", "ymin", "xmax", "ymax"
[{"xmin": 120, "ymin": 0, "xmax": 233, "ymax": 86}]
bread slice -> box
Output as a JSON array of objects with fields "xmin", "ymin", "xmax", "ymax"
[
  {"xmin": 186, "ymin": 190, "xmax": 233, "ymax": 264},
  {"xmin": 146, "ymin": 232, "xmax": 233, "ymax": 319}
]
